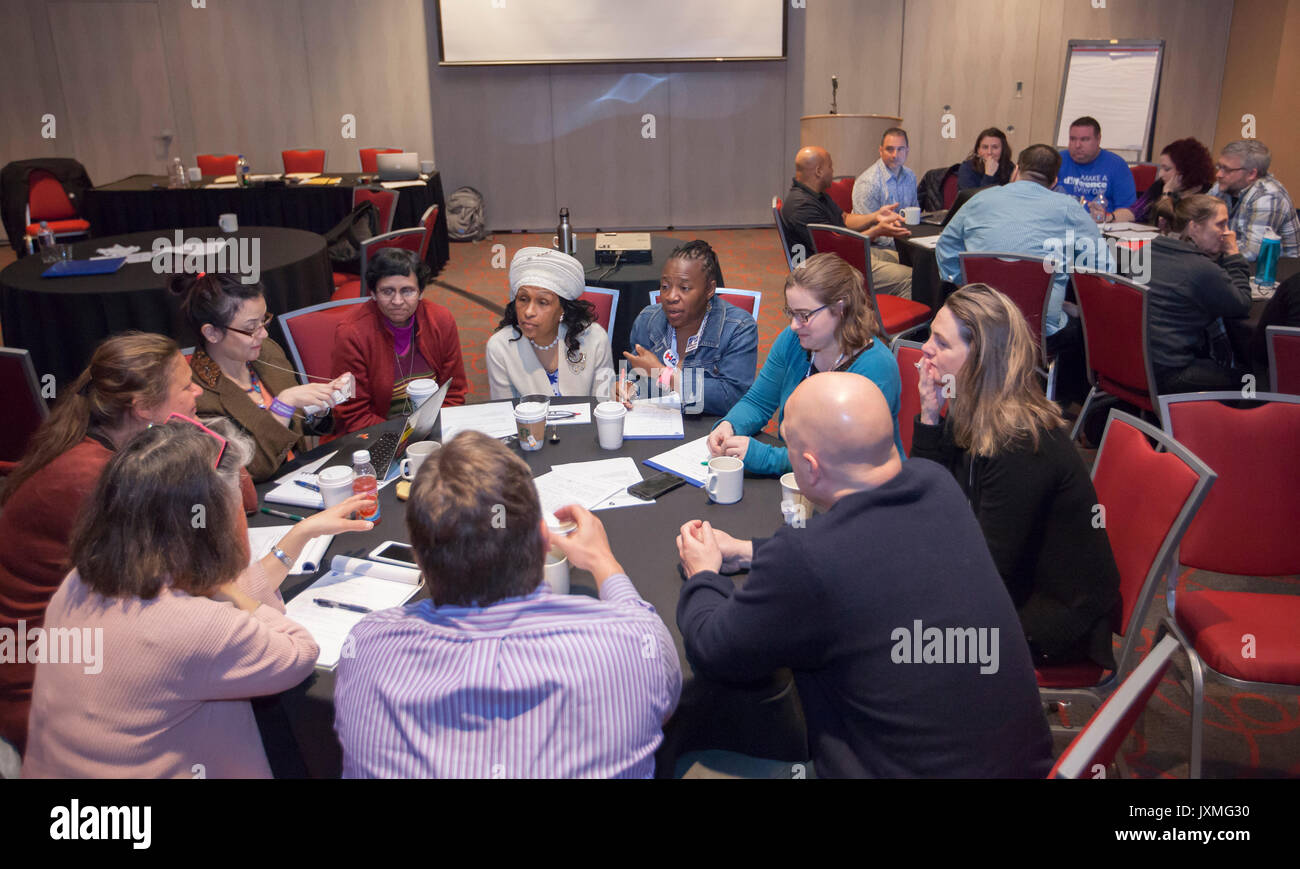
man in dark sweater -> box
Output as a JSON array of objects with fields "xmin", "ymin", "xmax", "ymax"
[{"xmin": 676, "ymin": 373, "xmax": 1053, "ymax": 778}]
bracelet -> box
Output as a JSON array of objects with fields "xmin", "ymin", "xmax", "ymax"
[
  {"xmin": 269, "ymin": 398, "xmax": 295, "ymax": 418},
  {"xmin": 270, "ymin": 546, "xmax": 294, "ymax": 569}
]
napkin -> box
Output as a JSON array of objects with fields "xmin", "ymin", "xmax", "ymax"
[{"xmin": 95, "ymin": 245, "xmax": 141, "ymax": 258}]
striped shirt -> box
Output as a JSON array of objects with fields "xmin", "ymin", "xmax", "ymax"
[
  {"xmin": 1210, "ymin": 175, "xmax": 1300, "ymax": 263},
  {"xmin": 334, "ymin": 574, "xmax": 681, "ymax": 778}
]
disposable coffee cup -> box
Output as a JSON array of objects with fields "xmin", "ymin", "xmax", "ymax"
[
  {"xmin": 318, "ymin": 465, "xmax": 355, "ymax": 508},
  {"xmin": 514, "ymin": 394, "xmax": 550, "ymax": 452},
  {"xmin": 779, "ymin": 472, "xmax": 813, "ymax": 524},
  {"xmin": 406, "ymin": 378, "xmax": 437, "ymax": 409},
  {"xmin": 593, "ymin": 401, "xmax": 627, "ymax": 450},
  {"xmin": 544, "ymin": 548, "xmax": 570, "ymax": 595},
  {"xmin": 706, "ymin": 456, "xmax": 744, "ymax": 505},
  {"xmin": 400, "ymin": 440, "xmax": 441, "ymax": 481},
  {"xmin": 420, "ymin": 160, "xmax": 435, "ymax": 175},
  {"xmin": 187, "ymin": 167, "xmax": 202, "ymax": 182},
  {"xmin": 902, "ymin": 206, "xmax": 921, "ymax": 226},
  {"xmin": 218, "ymin": 213, "xmax": 239, "ymax": 233}
]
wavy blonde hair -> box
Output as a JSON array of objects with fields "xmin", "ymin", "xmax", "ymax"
[
  {"xmin": 785, "ymin": 253, "xmax": 882, "ymax": 354},
  {"xmin": 944, "ymin": 284, "xmax": 1064, "ymax": 457}
]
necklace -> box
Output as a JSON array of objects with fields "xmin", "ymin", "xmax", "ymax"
[
  {"xmin": 244, "ymin": 365, "xmax": 266, "ymax": 408},
  {"xmin": 529, "ymin": 334, "xmax": 560, "ymax": 351}
]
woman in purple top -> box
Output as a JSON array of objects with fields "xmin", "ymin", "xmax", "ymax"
[{"xmin": 1114, "ymin": 137, "xmax": 1215, "ymax": 224}]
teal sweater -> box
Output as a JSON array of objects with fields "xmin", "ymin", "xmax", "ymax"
[{"xmin": 718, "ymin": 329, "xmax": 904, "ymax": 476}]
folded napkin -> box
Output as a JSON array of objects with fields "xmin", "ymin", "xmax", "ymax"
[{"xmin": 95, "ymin": 245, "xmax": 141, "ymax": 258}]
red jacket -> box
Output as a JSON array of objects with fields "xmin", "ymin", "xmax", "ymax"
[{"xmin": 331, "ymin": 299, "xmax": 468, "ymax": 433}]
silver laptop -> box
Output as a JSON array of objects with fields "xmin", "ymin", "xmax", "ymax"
[{"xmin": 376, "ymin": 152, "xmax": 420, "ymax": 181}]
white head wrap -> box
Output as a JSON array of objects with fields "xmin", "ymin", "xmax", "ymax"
[{"xmin": 508, "ymin": 247, "xmax": 585, "ymax": 302}]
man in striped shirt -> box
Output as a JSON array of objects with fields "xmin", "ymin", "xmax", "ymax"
[{"xmin": 334, "ymin": 431, "xmax": 681, "ymax": 778}]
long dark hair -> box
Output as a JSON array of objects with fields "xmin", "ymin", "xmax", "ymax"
[
  {"xmin": 0, "ymin": 332, "xmax": 181, "ymax": 505},
  {"xmin": 498, "ymin": 296, "xmax": 596, "ymax": 365},
  {"xmin": 967, "ymin": 127, "xmax": 1014, "ymax": 184}
]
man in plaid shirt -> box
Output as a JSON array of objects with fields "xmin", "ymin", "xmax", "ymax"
[{"xmin": 1209, "ymin": 139, "xmax": 1299, "ymax": 262}]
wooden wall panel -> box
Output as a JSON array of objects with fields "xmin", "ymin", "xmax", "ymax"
[{"xmin": 0, "ymin": 1, "xmax": 73, "ymax": 188}]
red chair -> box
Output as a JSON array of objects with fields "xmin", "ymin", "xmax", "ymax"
[
  {"xmin": 806, "ymin": 223, "xmax": 931, "ymax": 340},
  {"xmin": 1038, "ymin": 410, "xmax": 1214, "ymax": 726},
  {"xmin": 353, "ymin": 186, "xmax": 397, "ymax": 235},
  {"xmin": 281, "ymin": 149, "xmax": 326, "ymax": 175},
  {"xmin": 23, "ymin": 170, "xmax": 91, "ymax": 254},
  {"xmin": 941, "ymin": 170, "xmax": 960, "ymax": 210},
  {"xmin": 649, "ymin": 288, "xmax": 762, "ymax": 323},
  {"xmin": 827, "ymin": 176, "xmax": 855, "ymax": 214},
  {"xmin": 278, "ymin": 298, "xmax": 370, "ymax": 383},
  {"xmin": 1069, "ymin": 271, "xmax": 1159, "ymax": 441},
  {"xmin": 359, "ymin": 228, "xmax": 426, "ymax": 280},
  {"xmin": 580, "ymin": 287, "xmax": 620, "ymax": 335},
  {"xmin": 195, "ymin": 154, "xmax": 239, "ymax": 176},
  {"xmin": 959, "ymin": 251, "xmax": 1058, "ymax": 397},
  {"xmin": 772, "ymin": 196, "xmax": 797, "ymax": 271},
  {"xmin": 1130, "ymin": 164, "xmax": 1158, "ymax": 196},
  {"xmin": 1049, "ymin": 634, "xmax": 1182, "ymax": 779},
  {"xmin": 417, "ymin": 204, "xmax": 440, "ymax": 263},
  {"xmin": 359, "ymin": 147, "xmax": 403, "ymax": 174},
  {"xmin": 890, "ymin": 338, "xmax": 924, "ymax": 456},
  {"xmin": 1157, "ymin": 392, "xmax": 1300, "ymax": 777},
  {"xmin": 331, "ymin": 280, "xmax": 364, "ymax": 301},
  {"xmin": 1267, "ymin": 325, "xmax": 1300, "ymax": 394},
  {"xmin": 0, "ymin": 348, "xmax": 49, "ymax": 472}
]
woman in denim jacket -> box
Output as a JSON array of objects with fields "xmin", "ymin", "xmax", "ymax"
[{"xmin": 624, "ymin": 241, "xmax": 758, "ymax": 415}]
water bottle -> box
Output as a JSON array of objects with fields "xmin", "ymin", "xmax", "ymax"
[
  {"xmin": 236, "ymin": 154, "xmax": 250, "ymax": 187},
  {"xmin": 555, "ymin": 207, "xmax": 575, "ymax": 254},
  {"xmin": 1089, "ymin": 192, "xmax": 1108, "ymax": 224},
  {"xmin": 168, "ymin": 157, "xmax": 188, "ymax": 189},
  {"xmin": 38, "ymin": 221, "xmax": 57, "ymax": 263},
  {"xmin": 351, "ymin": 450, "xmax": 380, "ymax": 523},
  {"xmin": 1256, "ymin": 229, "xmax": 1281, "ymax": 288}
]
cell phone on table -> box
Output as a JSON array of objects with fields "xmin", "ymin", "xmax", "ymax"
[
  {"xmin": 628, "ymin": 471, "xmax": 687, "ymax": 501},
  {"xmin": 368, "ymin": 541, "xmax": 418, "ymax": 568}
]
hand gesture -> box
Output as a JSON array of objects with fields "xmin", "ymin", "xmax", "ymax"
[
  {"xmin": 1222, "ymin": 229, "xmax": 1240, "ymax": 257},
  {"xmin": 917, "ymin": 358, "xmax": 946, "ymax": 425},
  {"xmin": 707, "ymin": 421, "xmax": 735, "ymax": 456},
  {"xmin": 277, "ymin": 382, "xmax": 337, "ymax": 411},
  {"xmin": 300, "ymin": 493, "xmax": 376, "ymax": 537},
  {"xmin": 551, "ymin": 504, "xmax": 623, "ymax": 582},
  {"xmin": 622, "ymin": 344, "xmax": 661, "ymax": 376},
  {"xmin": 676, "ymin": 520, "xmax": 723, "ymax": 577}
]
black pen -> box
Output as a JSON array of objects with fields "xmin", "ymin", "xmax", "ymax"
[
  {"xmin": 260, "ymin": 507, "xmax": 304, "ymax": 522},
  {"xmin": 294, "ymin": 480, "xmax": 321, "ymax": 492},
  {"xmin": 547, "ymin": 410, "xmax": 579, "ymax": 420},
  {"xmin": 313, "ymin": 598, "xmax": 371, "ymax": 614}
]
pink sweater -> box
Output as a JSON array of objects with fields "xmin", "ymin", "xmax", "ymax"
[{"xmin": 21, "ymin": 563, "xmax": 318, "ymax": 778}]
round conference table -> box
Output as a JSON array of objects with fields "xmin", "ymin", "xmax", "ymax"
[
  {"xmin": 573, "ymin": 235, "xmax": 687, "ymax": 359},
  {"xmin": 252, "ymin": 399, "xmax": 807, "ymax": 778},
  {"xmin": 0, "ymin": 226, "xmax": 332, "ymax": 385}
]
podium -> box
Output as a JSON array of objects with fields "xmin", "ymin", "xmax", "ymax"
[{"xmin": 800, "ymin": 114, "xmax": 903, "ymax": 178}]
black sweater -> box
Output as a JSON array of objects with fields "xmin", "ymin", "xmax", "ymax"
[
  {"xmin": 677, "ymin": 459, "xmax": 1052, "ymax": 778},
  {"xmin": 1145, "ymin": 235, "xmax": 1252, "ymax": 379},
  {"xmin": 910, "ymin": 417, "xmax": 1121, "ymax": 669}
]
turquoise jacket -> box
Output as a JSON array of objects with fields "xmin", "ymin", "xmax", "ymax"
[{"xmin": 718, "ymin": 329, "xmax": 904, "ymax": 476}]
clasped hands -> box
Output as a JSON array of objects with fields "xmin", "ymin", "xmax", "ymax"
[{"xmin": 676, "ymin": 519, "xmax": 753, "ymax": 577}]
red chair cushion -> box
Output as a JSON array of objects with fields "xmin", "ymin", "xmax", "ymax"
[
  {"xmin": 28, "ymin": 171, "xmax": 78, "ymax": 221},
  {"xmin": 1131, "ymin": 164, "xmax": 1158, "ymax": 195},
  {"xmin": 282, "ymin": 149, "xmax": 326, "ymax": 174},
  {"xmin": 354, "ymin": 187, "xmax": 398, "ymax": 235},
  {"xmin": 331, "ymin": 281, "xmax": 364, "ymax": 301},
  {"xmin": 1175, "ymin": 590, "xmax": 1300, "ymax": 685},
  {"xmin": 196, "ymin": 154, "xmax": 239, "ymax": 176},
  {"xmin": 716, "ymin": 291, "xmax": 758, "ymax": 317},
  {"xmin": 877, "ymin": 295, "xmax": 930, "ymax": 335},
  {"xmin": 895, "ymin": 344, "xmax": 922, "ymax": 456},
  {"xmin": 0, "ymin": 356, "xmax": 46, "ymax": 462},
  {"xmin": 1036, "ymin": 660, "xmax": 1108, "ymax": 689},
  {"xmin": 960, "ymin": 257, "xmax": 1052, "ymax": 347},
  {"xmin": 284, "ymin": 305, "xmax": 364, "ymax": 381},
  {"xmin": 359, "ymin": 148, "xmax": 402, "ymax": 174},
  {"xmin": 1273, "ymin": 333, "xmax": 1300, "ymax": 394},
  {"xmin": 26, "ymin": 219, "xmax": 90, "ymax": 237},
  {"xmin": 827, "ymin": 178, "xmax": 855, "ymax": 214},
  {"xmin": 579, "ymin": 291, "xmax": 614, "ymax": 333}
]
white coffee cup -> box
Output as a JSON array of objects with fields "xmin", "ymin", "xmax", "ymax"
[
  {"xmin": 780, "ymin": 472, "xmax": 813, "ymax": 525},
  {"xmin": 706, "ymin": 456, "xmax": 744, "ymax": 505},
  {"xmin": 318, "ymin": 465, "xmax": 355, "ymax": 508},
  {"xmin": 514, "ymin": 396, "xmax": 549, "ymax": 452},
  {"xmin": 544, "ymin": 548, "xmax": 570, "ymax": 595},
  {"xmin": 593, "ymin": 401, "xmax": 627, "ymax": 450},
  {"xmin": 186, "ymin": 167, "xmax": 202, "ymax": 182},
  {"xmin": 420, "ymin": 160, "xmax": 435, "ymax": 175},
  {"xmin": 902, "ymin": 206, "xmax": 921, "ymax": 226},
  {"xmin": 407, "ymin": 378, "xmax": 437, "ymax": 408},
  {"xmin": 400, "ymin": 440, "xmax": 441, "ymax": 481},
  {"xmin": 218, "ymin": 213, "xmax": 239, "ymax": 233}
]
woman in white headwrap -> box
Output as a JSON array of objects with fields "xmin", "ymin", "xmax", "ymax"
[{"xmin": 487, "ymin": 247, "xmax": 616, "ymax": 400}]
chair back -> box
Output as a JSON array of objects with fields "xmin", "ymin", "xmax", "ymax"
[
  {"xmin": 580, "ymin": 287, "xmax": 620, "ymax": 334},
  {"xmin": 278, "ymin": 298, "xmax": 370, "ymax": 383},
  {"xmin": 807, "ymin": 222, "xmax": 871, "ymax": 278},
  {"xmin": 417, "ymin": 204, "xmax": 439, "ymax": 262},
  {"xmin": 648, "ymin": 288, "xmax": 761, "ymax": 323},
  {"xmin": 353, "ymin": 186, "xmax": 398, "ymax": 235},
  {"xmin": 27, "ymin": 170, "xmax": 77, "ymax": 221},
  {"xmin": 891, "ymin": 338, "xmax": 924, "ymax": 456},
  {"xmin": 941, "ymin": 170, "xmax": 960, "ymax": 209},
  {"xmin": 1049, "ymin": 634, "xmax": 1181, "ymax": 778},
  {"xmin": 1159, "ymin": 392, "xmax": 1300, "ymax": 576},
  {"xmin": 282, "ymin": 149, "xmax": 326, "ymax": 174},
  {"xmin": 827, "ymin": 176, "xmax": 855, "ymax": 214},
  {"xmin": 359, "ymin": 228, "xmax": 427, "ymax": 278},
  {"xmin": 772, "ymin": 196, "xmax": 796, "ymax": 270},
  {"xmin": 959, "ymin": 252, "xmax": 1054, "ymax": 358},
  {"xmin": 1267, "ymin": 325, "xmax": 1300, "ymax": 395},
  {"xmin": 0, "ymin": 348, "xmax": 49, "ymax": 463},
  {"xmin": 1130, "ymin": 163, "xmax": 1158, "ymax": 195},
  {"xmin": 359, "ymin": 147, "xmax": 402, "ymax": 174},
  {"xmin": 195, "ymin": 154, "xmax": 239, "ymax": 176},
  {"xmin": 1073, "ymin": 271, "xmax": 1158, "ymax": 413}
]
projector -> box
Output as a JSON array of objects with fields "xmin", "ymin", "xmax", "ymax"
[{"xmin": 594, "ymin": 232, "xmax": 652, "ymax": 264}]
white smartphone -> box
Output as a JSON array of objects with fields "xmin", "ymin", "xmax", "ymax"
[{"xmin": 368, "ymin": 541, "xmax": 418, "ymax": 569}]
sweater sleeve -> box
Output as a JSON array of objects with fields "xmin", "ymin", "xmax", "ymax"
[
  {"xmin": 698, "ymin": 313, "xmax": 758, "ymax": 416},
  {"xmin": 908, "ymin": 417, "xmax": 957, "ymax": 469},
  {"xmin": 486, "ymin": 331, "xmax": 518, "ymax": 401},
  {"xmin": 1208, "ymin": 253, "xmax": 1254, "ymax": 319},
  {"xmin": 430, "ymin": 305, "xmax": 470, "ymax": 407},
  {"xmin": 722, "ymin": 330, "xmax": 791, "ymax": 437},
  {"xmin": 586, "ymin": 325, "xmax": 616, "ymax": 401},
  {"xmin": 331, "ymin": 321, "xmax": 388, "ymax": 434},
  {"xmin": 968, "ymin": 446, "xmax": 1053, "ymax": 604}
]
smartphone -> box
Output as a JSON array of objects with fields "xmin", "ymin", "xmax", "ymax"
[
  {"xmin": 628, "ymin": 471, "xmax": 687, "ymax": 501},
  {"xmin": 368, "ymin": 541, "xmax": 418, "ymax": 568}
]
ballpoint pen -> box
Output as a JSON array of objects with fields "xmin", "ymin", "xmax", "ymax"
[
  {"xmin": 313, "ymin": 598, "xmax": 371, "ymax": 614},
  {"xmin": 260, "ymin": 507, "xmax": 305, "ymax": 522},
  {"xmin": 294, "ymin": 480, "xmax": 321, "ymax": 492}
]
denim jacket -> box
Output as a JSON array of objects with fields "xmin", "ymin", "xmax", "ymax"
[{"xmin": 627, "ymin": 295, "xmax": 758, "ymax": 415}]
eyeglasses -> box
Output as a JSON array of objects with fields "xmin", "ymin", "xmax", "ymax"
[
  {"xmin": 375, "ymin": 286, "xmax": 420, "ymax": 301},
  {"xmin": 223, "ymin": 312, "xmax": 273, "ymax": 337},
  {"xmin": 782, "ymin": 303, "xmax": 830, "ymax": 325},
  {"xmin": 1215, "ymin": 163, "xmax": 1247, "ymax": 174},
  {"xmin": 163, "ymin": 413, "xmax": 227, "ymax": 469}
]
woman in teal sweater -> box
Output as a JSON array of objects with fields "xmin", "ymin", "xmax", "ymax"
[{"xmin": 708, "ymin": 254, "xmax": 904, "ymax": 475}]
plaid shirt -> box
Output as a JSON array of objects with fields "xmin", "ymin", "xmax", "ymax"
[{"xmin": 1211, "ymin": 175, "xmax": 1300, "ymax": 263}]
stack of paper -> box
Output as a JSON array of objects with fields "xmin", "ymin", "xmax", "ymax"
[
  {"xmin": 623, "ymin": 396, "xmax": 684, "ymax": 439},
  {"xmin": 548, "ymin": 457, "xmax": 649, "ymax": 511},
  {"xmin": 644, "ymin": 435, "xmax": 712, "ymax": 487},
  {"xmin": 247, "ymin": 525, "xmax": 333, "ymax": 574}
]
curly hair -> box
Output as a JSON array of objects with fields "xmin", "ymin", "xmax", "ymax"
[
  {"xmin": 1159, "ymin": 138, "xmax": 1215, "ymax": 194},
  {"xmin": 497, "ymin": 296, "xmax": 596, "ymax": 365}
]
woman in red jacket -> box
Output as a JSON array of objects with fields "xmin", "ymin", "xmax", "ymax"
[{"xmin": 331, "ymin": 248, "xmax": 468, "ymax": 433}]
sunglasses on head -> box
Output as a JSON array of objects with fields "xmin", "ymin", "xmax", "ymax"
[{"xmin": 164, "ymin": 413, "xmax": 228, "ymax": 469}]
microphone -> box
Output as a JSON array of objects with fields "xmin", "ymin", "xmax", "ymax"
[{"xmin": 830, "ymin": 76, "xmax": 838, "ymax": 115}]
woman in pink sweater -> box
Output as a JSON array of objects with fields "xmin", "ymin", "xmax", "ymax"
[{"xmin": 21, "ymin": 417, "xmax": 374, "ymax": 778}]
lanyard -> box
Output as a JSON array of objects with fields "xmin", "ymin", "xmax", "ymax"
[{"xmin": 545, "ymin": 368, "xmax": 562, "ymax": 397}]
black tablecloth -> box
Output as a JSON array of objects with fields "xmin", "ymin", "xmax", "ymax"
[
  {"xmin": 253, "ymin": 401, "xmax": 806, "ymax": 777},
  {"xmin": 82, "ymin": 172, "xmax": 449, "ymax": 276},
  {"xmin": 574, "ymin": 236, "xmax": 687, "ymax": 358},
  {"xmin": 895, "ymin": 223, "xmax": 948, "ymax": 314},
  {"xmin": 0, "ymin": 226, "xmax": 331, "ymax": 384}
]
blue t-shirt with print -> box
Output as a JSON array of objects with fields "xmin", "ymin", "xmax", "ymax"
[{"xmin": 1055, "ymin": 149, "xmax": 1136, "ymax": 210}]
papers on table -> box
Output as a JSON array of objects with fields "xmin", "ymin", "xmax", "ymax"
[
  {"xmin": 643, "ymin": 435, "xmax": 712, "ymax": 487},
  {"xmin": 285, "ymin": 172, "xmax": 320, "ymax": 181},
  {"xmin": 300, "ymin": 176, "xmax": 342, "ymax": 186},
  {"xmin": 381, "ymin": 180, "xmax": 427, "ymax": 189},
  {"xmin": 247, "ymin": 525, "xmax": 333, "ymax": 575},
  {"xmin": 908, "ymin": 234, "xmax": 942, "ymax": 249},
  {"xmin": 123, "ymin": 251, "xmax": 156, "ymax": 264},
  {"xmin": 547, "ymin": 457, "xmax": 650, "ymax": 511},
  {"xmin": 623, "ymin": 396, "xmax": 684, "ymax": 439},
  {"xmin": 204, "ymin": 183, "xmax": 239, "ymax": 189},
  {"xmin": 264, "ymin": 451, "xmax": 337, "ymax": 509},
  {"xmin": 283, "ymin": 556, "xmax": 422, "ymax": 669},
  {"xmin": 548, "ymin": 402, "xmax": 591, "ymax": 425},
  {"xmin": 440, "ymin": 401, "xmax": 517, "ymax": 440},
  {"xmin": 94, "ymin": 244, "xmax": 140, "ymax": 258},
  {"xmin": 248, "ymin": 173, "xmax": 283, "ymax": 182}
]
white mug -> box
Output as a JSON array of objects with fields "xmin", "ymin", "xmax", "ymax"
[
  {"xmin": 902, "ymin": 206, "xmax": 921, "ymax": 226},
  {"xmin": 186, "ymin": 167, "xmax": 202, "ymax": 182},
  {"xmin": 705, "ymin": 456, "xmax": 744, "ymax": 505},
  {"xmin": 218, "ymin": 213, "xmax": 238, "ymax": 233},
  {"xmin": 544, "ymin": 548, "xmax": 569, "ymax": 595},
  {"xmin": 779, "ymin": 472, "xmax": 813, "ymax": 524},
  {"xmin": 400, "ymin": 440, "xmax": 441, "ymax": 480},
  {"xmin": 419, "ymin": 160, "xmax": 435, "ymax": 175}
]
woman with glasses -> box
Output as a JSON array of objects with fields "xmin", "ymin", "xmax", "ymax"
[
  {"xmin": 176, "ymin": 273, "xmax": 338, "ymax": 481},
  {"xmin": 331, "ymin": 248, "xmax": 468, "ymax": 434},
  {"xmin": 707, "ymin": 254, "xmax": 903, "ymax": 475}
]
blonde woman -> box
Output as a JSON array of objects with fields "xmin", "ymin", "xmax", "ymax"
[{"xmin": 911, "ymin": 284, "xmax": 1120, "ymax": 668}]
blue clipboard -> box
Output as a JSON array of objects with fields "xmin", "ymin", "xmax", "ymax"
[{"xmin": 41, "ymin": 258, "xmax": 126, "ymax": 278}]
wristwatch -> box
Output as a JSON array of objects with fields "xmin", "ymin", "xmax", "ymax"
[{"xmin": 271, "ymin": 546, "xmax": 294, "ymax": 569}]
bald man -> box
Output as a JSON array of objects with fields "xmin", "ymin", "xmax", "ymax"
[
  {"xmin": 780, "ymin": 146, "xmax": 914, "ymax": 299},
  {"xmin": 676, "ymin": 373, "xmax": 1052, "ymax": 778}
]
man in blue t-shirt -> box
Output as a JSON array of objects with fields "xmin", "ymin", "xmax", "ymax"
[{"xmin": 1055, "ymin": 116, "xmax": 1136, "ymax": 218}]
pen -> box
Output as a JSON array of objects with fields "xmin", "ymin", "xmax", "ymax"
[
  {"xmin": 313, "ymin": 598, "xmax": 371, "ymax": 614},
  {"xmin": 294, "ymin": 480, "xmax": 321, "ymax": 492},
  {"xmin": 547, "ymin": 410, "xmax": 579, "ymax": 420},
  {"xmin": 260, "ymin": 507, "xmax": 304, "ymax": 522}
]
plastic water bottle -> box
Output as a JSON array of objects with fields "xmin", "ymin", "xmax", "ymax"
[
  {"xmin": 1089, "ymin": 192, "xmax": 1108, "ymax": 223},
  {"xmin": 38, "ymin": 221, "xmax": 56, "ymax": 263},
  {"xmin": 1256, "ymin": 229, "xmax": 1281, "ymax": 288},
  {"xmin": 236, "ymin": 154, "xmax": 250, "ymax": 187},
  {"xmin": 168, "ymin": 157, "xmax": 188, "ymax": 189},
  {"xmin": 351, "ymin": 450, "xmax": 380, "ymax": 523}
]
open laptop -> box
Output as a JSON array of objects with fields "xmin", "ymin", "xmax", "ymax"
[
  {"xmin": 376, "ymin": 152, "xmax": 420, "ymax": 181},
  {"xmin": 921, "ymin": 187, "xmax": 981, "ymax": 227},
  {"xmin": 356, "ymin": 378, "xmax": 452, "ymax": 480}
]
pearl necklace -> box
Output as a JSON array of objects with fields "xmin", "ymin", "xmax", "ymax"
[{"xmin": 529, "ymin": 334, "xmax": 560, "ymax": 351}]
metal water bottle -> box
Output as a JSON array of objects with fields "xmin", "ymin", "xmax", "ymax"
[
  {"xmin": 1256, "ymin": 229, "xmax": 1281, "ymax": 288},
  {"xmin": 556, "ymin": 207, "xmax": 576, "ymax": 254}
]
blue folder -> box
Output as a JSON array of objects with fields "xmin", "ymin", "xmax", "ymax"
[{"xmin": 41, "ymin": 257, "xmax": 126, "ymax": 278}]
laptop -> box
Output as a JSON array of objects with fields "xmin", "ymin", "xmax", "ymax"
[
  {"xmin": 376, "ymin": 152, "xmax": 420, "ymax": 181},
  {"xmin": 357, "ymin": 378, "xmax": 452, "ymax": 480},
  {"xmin": 922, "ymin": 187, "xmax": 981, "ymax": 227}
]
